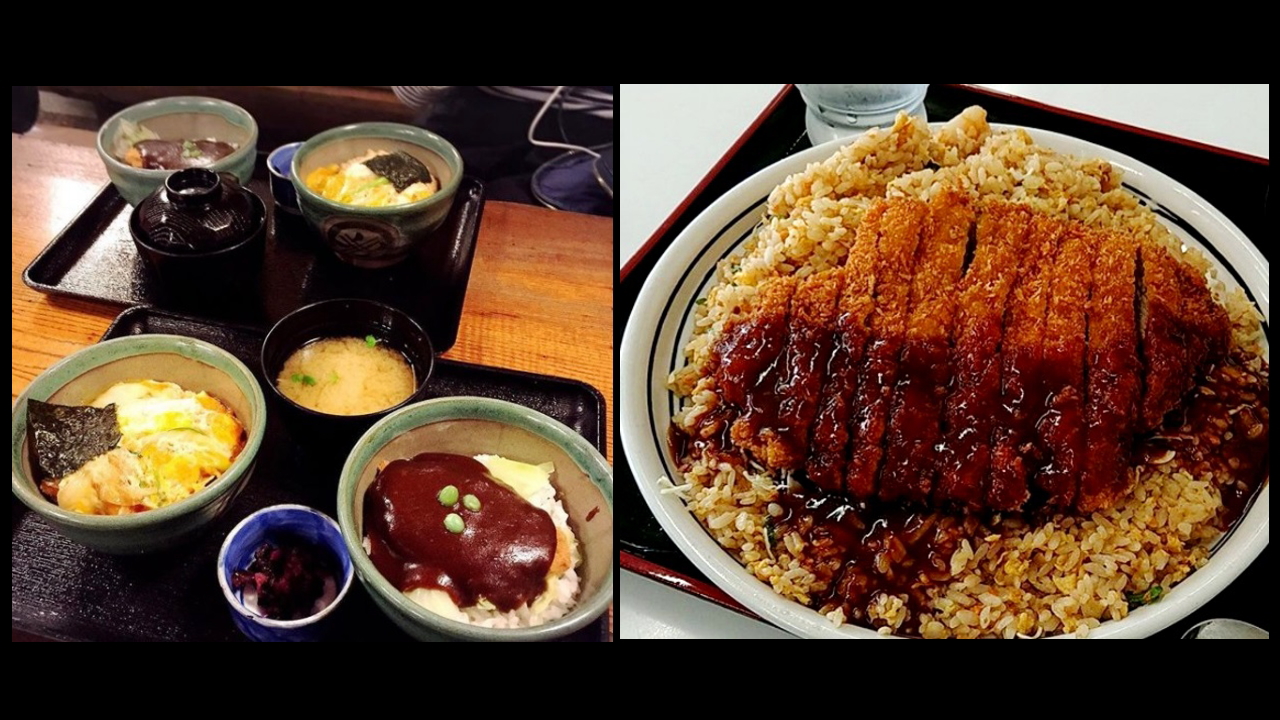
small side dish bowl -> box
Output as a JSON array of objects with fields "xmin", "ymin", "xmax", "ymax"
[
  {"xmin": 291, "ymin": 122, "xmax": 463, "ymax": 268},
  {"xmin": 217, "ymin": 504, "xmax": 354, "ymax": 642},
  {"xmin": 267, "ymin": 141, "xmax": 304, "ymax": 215},
  {"xmin": 261, "ymin": 298, "xmax": 435, "ymax": 448},
  {"xmin": 96, "ymin": 96, "xmax": 258, "ymax": 206},
  {"xmin": 10, "ymin": 335, "xmax": 267, "ymax": 554},
  {"xmin": 337, "ymin": 396, "xmax": 613, "ymax": 641}
]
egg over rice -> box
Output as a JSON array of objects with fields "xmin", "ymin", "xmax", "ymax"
[{"xmin": 31, "ymin": 380, "xmax": 246, "ymax": 515}]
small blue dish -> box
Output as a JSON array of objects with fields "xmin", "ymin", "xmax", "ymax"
[
  {"xmin": 267, "ymin": 142, "xmax": 304, "ymax": 215},
  {"xmin": 217, "ymin": 504, "xmax": 353, "ymax": 641}
]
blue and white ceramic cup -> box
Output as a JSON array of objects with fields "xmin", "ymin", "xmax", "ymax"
[
  {"xmin": 267, "ymin": 142, "xmax": 304, "ymax": 215},
  {"xmin": 217, "ymin": 504, "xmax": 353, "ymax": 641}
]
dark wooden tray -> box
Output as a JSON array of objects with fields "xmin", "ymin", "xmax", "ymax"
[
  {"xmin": 619, "ymin": 84, "xmax": 1271, "ymax": 637},
  {"xmin": 22, "ymin": 156, "xmax": 486, "ymax": 354},
  {"xmin": 11, "ymin": 306, "xmax": 609, "ymax": 642}
]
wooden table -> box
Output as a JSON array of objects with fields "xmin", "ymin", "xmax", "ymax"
[{"xmin": 10, "ymin": 125, "xmax": 614, "ymax": 639}]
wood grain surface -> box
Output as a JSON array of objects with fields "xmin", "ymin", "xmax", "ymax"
[{"xmin": 10, "ymin": 124, "xmax": 614, "ymax": 639}]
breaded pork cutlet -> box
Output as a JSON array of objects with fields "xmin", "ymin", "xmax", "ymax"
[
  {"xmin": 710, "ymin": 276, "xmax": 798, "ymax": 466},
  {"xmin": 987, "ymin": 213, "xmax": 1063, "ymax": 511},
  {"xmin": 1137, "ymin": 244, "xmax": 1231, "ymax": 430},
  {"xmin": 1079, "ymin": 229, "xmax": 1141, "ymax": 513},
  {"xmin": 934, "ymin": 201, "xmax": 1031, "ymax": 509},
  {"xmin": 806, "ymin": 206, "xmax": 883, "ymax": 491},
  {"xmin": 880, "ymin": 189, "xmax": 973, "ymax": 504},
  {"xmin": 1033, "ymin": 225, "xmax": 1090, "ymax": 508},
  {"xmin": 845, "ymin": 198, "xmax": 927, "ymax": 500},
  {"xmin": 769, "ymin": 269, "xmax": 847, "ymax": 469}
]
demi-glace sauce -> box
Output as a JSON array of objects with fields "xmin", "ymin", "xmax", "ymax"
[
  {"xmin": 1140, "ymin": 355, "xmax": 1270, "ymax": 527},
  {"xmin": 134, "ymin": 139, "xmax": 236, "ymax": 170},
  {"xmin": 668, "ymin": 355, "xmax": 1269, "ymax": 633},
  {"xmin": 363, "ymin": 453, "xmax": 557, "ymax": 611}
]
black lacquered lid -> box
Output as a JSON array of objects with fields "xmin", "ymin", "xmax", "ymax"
[{"xmin": 134, "ymin": 168, "xmax": 262, "ymax": 253}]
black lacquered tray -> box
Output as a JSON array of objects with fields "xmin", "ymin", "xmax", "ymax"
[
  {"xmin": 22, "ymin": 156, "xmax": 485, "ymax": 353},
  {"xmin": 619, "ymin": 84, "xmax": 1270, "ymax": 638},
  {"xmin": 11, "ymin": 306, "xmax": 609, "ymax": 642}
]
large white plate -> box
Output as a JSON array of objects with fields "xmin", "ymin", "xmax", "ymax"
[{"xmin": 620, "ymin": 124, "xmax": 1270, "ymax": 639}]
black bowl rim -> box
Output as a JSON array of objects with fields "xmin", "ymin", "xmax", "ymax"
[{"xmin": 261, "ymin": 298, "xmax": 436, "ymax": 420}]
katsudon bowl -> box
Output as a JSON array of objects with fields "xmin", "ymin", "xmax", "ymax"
[
  {"xmin": 337, "ymin": 397, "xmax": 613, "ymax": 641},
  {"xmin": 10, "ymin": 335, "xmax": 267, "ymax": 554},
  {"xmin": 291, "ymin": 122, "xmax": 464, "ymax": 268},
  {"xmin": 96, "ymin": 96, "xmax": 259, "ymax": 206},
  {"xmin": 620, "ymin": 112, "xmax": 1270, "ymax": 639}
]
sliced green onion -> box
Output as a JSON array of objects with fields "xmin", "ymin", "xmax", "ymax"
[
  {"xmin": 351, "ymin": 176, "xmax": 390, "ymax": 194},
  {"xmin": 444, "ymin": 513, "xmax": 465, "ymax": 534},
  {"xmin": 438, "ymin": 485, "xmax": 459, "ymax": 506}
]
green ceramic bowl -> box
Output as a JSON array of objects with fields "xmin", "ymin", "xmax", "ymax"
[
  {"xmin": 10, "ymin": 335, "xmax": 267, "ymax": 554},
  {"xmin": 291, "ymin": 122, "xmax": 464, "ymax": 269},
  {"xmin": 96, "ymin": 96, "xmax": 259, "ymax": 206},
  {"xmin": 338, "ymin": 397, "xmax": 613, "ymax": 641}
]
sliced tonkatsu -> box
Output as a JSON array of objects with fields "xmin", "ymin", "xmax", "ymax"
[
  {"xmin": 710, "ymin": 275, "xmax": 798, "ymax": 466},
  {"xmin": 934, "ymin": 201, "xmax": 1031, "ymax": 510},
  {"xmin": 844, "ymin": 198, "xmax": 927, "ymax": 500},
  {"xmin": 879, "ymin": 189, "xmax": 974, "ymax": 504},
  {"xmin": 705, "ymin": 194, "xmax": 1236, "ymax": 515},
  {"xmin": 1032, "ymin": 224, "xmax": 1091, "ymax": 508},
  {"xmin": 806, "ymin": 206, "xmax": 883, "ymax": 491},
  {"xmin": 1137, "ymin": 244, "xmax": 1231, "ymax": 430},
  {"xmin": 1079, "ymin": 229, "xmax": 1141, "ymax": 513},
  {"xmin": 770, "ymin": 269, "xmax": 847, "ymax": 469},
  {"xmin": 986, "ymin": 213, "xmax": 1063, "ymax": 511}
]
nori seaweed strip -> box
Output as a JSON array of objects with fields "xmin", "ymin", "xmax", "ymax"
[
  {"xmin": 26, "ymin": 400, "xmax": 120, "ymax": 485},
  {"xmin": 363, "ymin": 151, "xmax": 434, "ymax": 192}
]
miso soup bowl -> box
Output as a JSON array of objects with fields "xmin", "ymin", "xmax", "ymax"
[
  {"xmin": 261, "ymin": 298, "xmax": 435, "ymax": 453},
  {"xmin": 96, "ymin": 96, "xmax": 259, "ymax": 206},
  {"xmin": 337, "ymin": 397, "xmax": 614, "ymax": 641},
  {"xmin": 291, "ymin": 122, "xmax": 464, "ymax": 269},
  {"xmin": 10, "ymin": 335, "xmax": 267, "ymax": 554}
]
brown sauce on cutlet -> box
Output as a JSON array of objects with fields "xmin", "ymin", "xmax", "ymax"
[
  {"xmin": 1079, "ymin": 230, "xmax": 1141, "ymax": 513},
  {"xmin": 1032, "ymin": 225, "xmax": 1091, "ymax": 508},
  {"xmin": 1139, "ymin": 355, "xmax": 1270, "ymax": 527},
  {"xmin": 879, "ymin": 338, "xmax": 953, "ymax": 504},
  {"xmin": 774, "ymin": 485, "xmax": 982, "ymax": 635},
  {"xmin": 712, "ymin": 277, "xmax": 798, "ymax": 465},
  {"xmin": 935, "ymin": 204, "xmax": 1030, "ymax": 509},
  {"xmin": 880, "ymin": 192, "xmax": 973, "ymax": 505},
  {"xmin": 683, "ymin": 200, "xmax": 1260, "ymax": 520},
  {"xmin": 1033, "ymin": 381, "xmax": 1085, "ymax": 508},
  {"xmin": 806, "ymin": 324, "xmax": 864, "ymax": 491},
  {"xmin": 713, "ymin": 318, "xmax": 788, "ymax": 421},
  {"xmin": 363, "ymin": 453, "xmax": 557, "ymax": 612},
  {"xmin": 845, "ymin": 200, "xmax": 927, "ymax": 500},
  {"xmin": 988, "ymin": 216, "xmax": 1061, "ymax": 510},
  {"xmin": 807, "ymin": 220, "xmax": 881, "ymax": 492}
]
